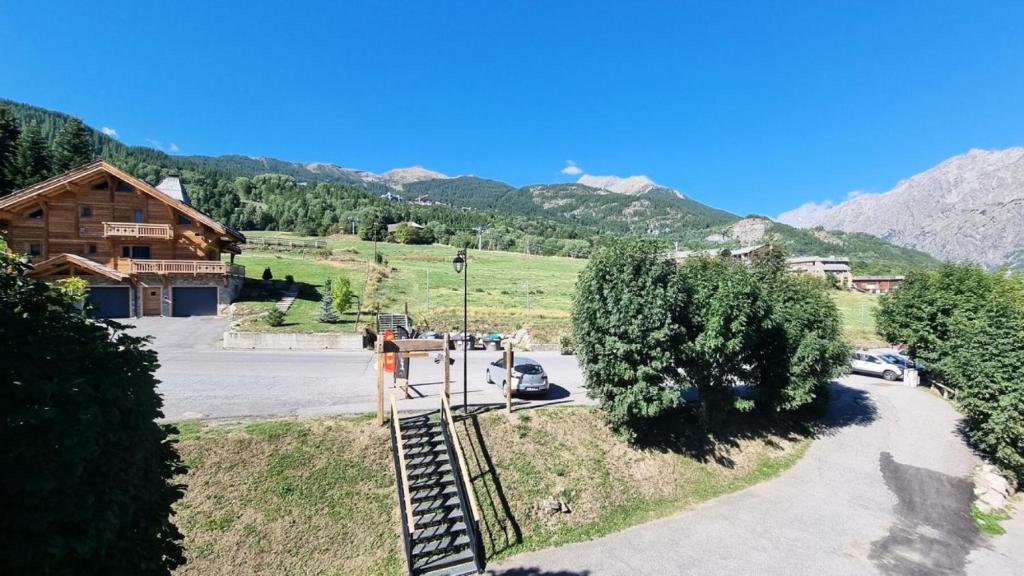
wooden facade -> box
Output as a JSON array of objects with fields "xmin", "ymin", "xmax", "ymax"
[{"xmin": 0, "ymin": 161, "xmax": 246, "ymax": 317}]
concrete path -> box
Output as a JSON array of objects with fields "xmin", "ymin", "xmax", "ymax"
[{"xmin": 489, "ymin": 378, "xmax": 1024, "ymax": 576}]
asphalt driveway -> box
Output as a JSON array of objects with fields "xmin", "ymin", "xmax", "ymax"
[
  {"xmin": 488, "ymin": 376, "xmax": 1024, "ymax": 576},
  {"xmin": 123, "ymin": 317, "xmax": 590, "ymax": 420}
]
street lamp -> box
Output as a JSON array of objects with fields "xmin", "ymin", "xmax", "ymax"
[{"xmin": 452, "ymin": 247, "xmax": 468, "ymax": 412}]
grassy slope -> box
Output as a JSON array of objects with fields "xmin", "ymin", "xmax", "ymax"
[
  {"xmin": 171, "ymin": 408, "xmax": 809, "ymax": 575},
  {"xmin": 236, "ymin": 232, "xmax": 586, "ymax": 341},
  {"xmin": 832, "ymin": 290, "xmax": 884, "ymax": 347}
]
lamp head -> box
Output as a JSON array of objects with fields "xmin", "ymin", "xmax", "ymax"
[{"xmin": 452, "ymin": 250, "xmax": 465, "ymax": 274}]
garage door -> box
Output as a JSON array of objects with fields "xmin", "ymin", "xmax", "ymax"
[
  {"xmin": 172, "ymin": 287, "xmax": 218, "ymax": 317},
  {"xmin": 86, "ymin": 286, "xmax": 131, "ymax": 318}
]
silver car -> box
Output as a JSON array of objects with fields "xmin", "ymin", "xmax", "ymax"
[
  {"xmin": 851, "ymin": 351, "xmax": 904, "ymax": 381},
  {"xmin": 485, "ymin": 356, "xmax": 549, "ymax": 396}
]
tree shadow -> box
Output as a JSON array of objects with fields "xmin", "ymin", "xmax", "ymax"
[
  {"xmin": 457, "ymin": 412, "xmax": 523, "ymax": 560},
  {"xmin": 631, "ymin": 381, "xmax": 878, "ymax": 467}
]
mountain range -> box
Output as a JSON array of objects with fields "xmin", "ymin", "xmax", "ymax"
[
  {"xmin": 1, "ymin": 97, "xmax": 942, "ymax": 273},
  {"xmin": 778, "ymin": 148, "xmax": 1024, "ymax": 267}
]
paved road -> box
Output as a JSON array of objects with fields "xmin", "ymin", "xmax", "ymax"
[
  {"xmin": 125, "ymin": 317, "xmax": 589, "ymax": 421},
  {"xmin": 489, "ymin": 377, "xmax": 1024, "ymax": 576}
]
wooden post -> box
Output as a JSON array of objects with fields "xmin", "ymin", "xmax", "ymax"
[
  {"xmin": 504, "ymin": 341, "xmax": 513, "ymax": 413},
  {"xmin": 443, "ymin": 334, "xmax": 451, "ymax": 401},
  {"xmin": 376, "ymin": 340, "xmax": 385, "ymax": 426}
]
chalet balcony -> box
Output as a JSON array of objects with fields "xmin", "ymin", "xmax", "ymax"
[
  {"xmin": 103, "ymin": 222, "xmax": 174, "ymax": 240},
  {"xmin": 116, "ymin": 259, "xmax": 245, "ymax": 276}
]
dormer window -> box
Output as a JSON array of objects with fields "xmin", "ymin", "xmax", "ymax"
[
  {"xmin": 92, "ymin": 180, "xmax": 109, "ymax": 190},
  {"xmin": 116, "ymin": 182, "xmax": 134, "ymax": 193},
  {"xmin": 28, "ymin": 208, "xmax": 44, "ymax": 219},
  {"xmin": 177, "ymin": 214, "xmax": 192, "ymax": 225}
]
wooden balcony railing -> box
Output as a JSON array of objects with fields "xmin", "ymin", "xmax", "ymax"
[
  {"xmin": 124, "ymin": 259, "xmax": 245, "ymax": 276},
  {"xmin": 103, "ymin": 222, "xmax": 174, "ymax": 240}
]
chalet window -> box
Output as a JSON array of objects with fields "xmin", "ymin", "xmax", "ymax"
[
  {"xmin": 87, "ymin": 244, "xmax": 97, "ymax": 255},
  {"xmin": 92, "ymin": 181, "xmax": 109, "ymax": 190},
  {"xmin": 28, "ymin": 209, "xmax": 43, "ymax": 219},
  {"xmin": 133, "ymin": 209, "xmax": 144, "ymax": 223},
  {"xmin": 81, "ymin": 206, "xmax": 93, "ymax": 217},
  {"xmin": 121, "ymin": 245, "xmax": 151, "ymax": 259},
  {"xmin": 177, "ymin": 214, "xmax": 192, "ymax": 225},
  {"xmin": 116, "ymin": 182, "xmax": 134, "ymax": 193},
  {"xmin": 28, "ymin": 243, "xmax": 41, "ymax": 256}
]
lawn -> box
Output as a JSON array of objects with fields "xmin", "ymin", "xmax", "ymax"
[
  {"xmin": 235, "ymin": 232, "xmax": 586, "ymax": 341},
  {"xmin": 170, "ymin": 407, "xmax": 809, "ymax": 574},
  {"xmin": 831, "ymin": 290, "xmax": 885, "ymax": 347}
]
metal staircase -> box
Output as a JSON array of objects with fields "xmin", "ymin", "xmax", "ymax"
[{"xmin": 390, "ymin": 395, "xmax": 484, "ymax": 575}]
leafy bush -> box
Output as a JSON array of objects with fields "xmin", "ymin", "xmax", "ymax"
[
  {"xmin": 877, "ymin": 264, "xmax": 1024, "ymax": 479},
  {"xmin": 54, "ymin": 276, "xmax": 88, "ymax": 303},
  {"xmin": 284, "ymin": 274, "xmax": 294, "ymax": 286},
  {"xmin": 264, "ymin": 307, "xmax": 285, "ymax": 327},
  {"xmin": 332, "ymin": 276, "xmax": 355, "ymax": 316},
  {"xmin": 0, "ymin": 255, "xmax": 185, "ymax": 574},
  {"xmin": 261, "ymin": 266, "xmax": 273, "ymax": 281}
]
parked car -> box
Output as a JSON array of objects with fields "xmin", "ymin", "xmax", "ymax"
[
  {"xmin": 851, "ymin": 351, "xmax": 905, "ymax": 381},
  {"xmin": 485, "ymin": 356, "xmax": 549, "ymax": 396}
]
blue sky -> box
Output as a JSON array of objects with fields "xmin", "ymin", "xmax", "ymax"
[{"xmin": 2, "ymin": 1, "xmax": 1022, "ymax": 216}]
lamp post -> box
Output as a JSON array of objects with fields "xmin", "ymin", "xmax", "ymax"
[{"xmin": 452, "ymin": 247, "xmax": 468, "ymax": 412}]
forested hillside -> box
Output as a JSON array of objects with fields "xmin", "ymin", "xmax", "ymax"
[{"xmin": 0, "ymin": 98, "xmax": 940, "ymax": 271}]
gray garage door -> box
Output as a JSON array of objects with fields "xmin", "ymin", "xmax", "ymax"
[
  {"xmin": 172, "ymin": 287, "xmax": 218, "ymax": 317},
  {"xmin": 86, "ymin": 286, "xmax": 131, "ymax": 318}
]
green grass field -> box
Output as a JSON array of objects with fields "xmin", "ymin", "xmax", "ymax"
[{"xmin": 234, "ymin": 232, "xmax": 884, "ymax": 344}]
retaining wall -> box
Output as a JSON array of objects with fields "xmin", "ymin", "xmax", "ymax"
[{"xmin": 223, "ymin": 331, "xmax": 363, "ymax": 350}]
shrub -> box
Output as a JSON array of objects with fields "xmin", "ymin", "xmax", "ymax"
[
  {"xmin": 262, "ymin": 267, "xmax": 273, "ymax": 281},
  {"xmin": 332, "ymin": 276, "xmax": 355, "ymax": 316},
  {"xmin": 285, "ymin": 274, "xmax": 294, "ymax": 286},
  {"xmin": 54, "ymin": 276, "xmax": 88, "ymax": 304},
  {"xmin": 0, "ymin": 255, "xmax": 185, "ymax": 575},
  {"xmin": 264, "ymin": 307, "xmax": 285, "ymax": 327}
]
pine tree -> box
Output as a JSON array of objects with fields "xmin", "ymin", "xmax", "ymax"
[
  {"xmin": 0, "ymin": 106, "xmax": 21, "ymax": 195},
  {"xmin": 14, "ymin": 122, "xmax": 52, "ymax": 188},
  {"xmin": 316, "ymin": 278, "xmax": 340, "ymax": 323},
  {"xmin": 52, "ymin": 117, "xmax": 95, "ymax": 172}
]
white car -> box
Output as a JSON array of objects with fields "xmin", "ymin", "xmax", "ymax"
[
  {"xmin": 485, "ymin": 356, "xmax": 549, "ymax": 396},
  {"xmin": 851, "ymin": 351, "xmax": 904, "ymax": 381}
]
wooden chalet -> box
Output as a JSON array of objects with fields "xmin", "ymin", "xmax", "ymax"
[{"xmin": 0, "ymin": 161, "xmax": 246, "ymax": 318}]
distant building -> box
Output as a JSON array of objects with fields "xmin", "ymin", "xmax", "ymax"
[
  {"xmin": 851, "ymin": 275, "xmax": 904, "ymax": 294},
  {"xmin": 386, "ymin": 221, "xmax": 424, "ymax": 234},
  {"xmin": 672, "ymin": 244, "xmax": 771, "ymax": 266},
  {"xmin": 380, "ymin": 191, "xmax": 405, "ymax": 202},
  {"xmin": 787, "ymin": 256, "xmax": 853, "ymax": 288}
]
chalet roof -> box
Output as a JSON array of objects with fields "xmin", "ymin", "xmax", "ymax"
[
  {"xmin": 672, "ymin": 244, "xmax": 766, "ymax": 260},
  {"xmin": 386, "ymin": 221, "xmax": 425, "ymax": 233},
  {"xmin": 28, "ymin": 253, "xmax": 129, "ymax": 282},
  {"xmin": 822, "ymin": 263, "xmax": 852, "ymax": 272},
  {"xmin": 156, "ymin": 176, "xmax": 190, "ymax": 204},
  {"xmin": 0, "ymin": 161, "xmax": 244, "ymax": 244}
]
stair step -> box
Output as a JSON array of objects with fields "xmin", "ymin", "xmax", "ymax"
[
  {"xmin": 412, "ymin": 533, "xmax": 470, "ymax": 558},
  {"xmin": 414, "ymin": 505, "xmax": 464, "ymax": 527},
  {"xmin": 412, "ymin": 521, "xmax": 467, "ymax": 542},
  {"xmin": 404, "ymin": 433, "xmax": 444, "ymax": 446},
  {"xmin": 412, "ymin": 548, "xmax": 476, "ymax": 575},
  {"xmin": 411, "ymin": 495, "xmax": 461, "ymax": 515},
  {"xmin": 407, "ymin": 462, "xmax": 452, "ymax": 479},
  {"xmin": 405, "ymin": 444, "xmax": 448, "ymax": 457},
  {"xmin": 410, "ymin": 484, "xmax": 458, "ymax": 503},
  {"xmin": 409, "ymin": 473, "xmax": 456, "ymax": 490},
  {"xmin": 403, "ymin": 428, "xmax": 442, "ymax": 440},
  {"xmin": 406, "ymin": 453, "xmax": 450, "ymax": 469}
]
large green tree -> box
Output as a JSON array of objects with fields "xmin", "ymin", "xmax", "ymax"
[
  {"xmin": 0, "ymin": 255, "xmax": 185, "ymax": 575},
  {"xmin": 571, "ymin": 238, "xmax": 687, "ymax": 434},
  {"xmin": 13, "ymin": 121, "xmax": 52, "ymax": 188},
  {"xmin": 0, "ymin": 106, "xmax": 20, "ymax": 195},
  {"xmin": 52, "ymin": 117, "xmax": 95, "ymax": 172}
]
